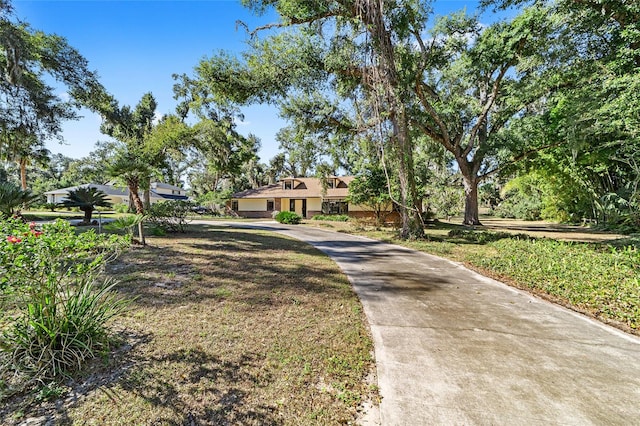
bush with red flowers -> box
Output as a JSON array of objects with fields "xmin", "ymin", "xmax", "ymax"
[{"xmin": 0, "ymin": 218, "xmax": 130, "ymax": 394}]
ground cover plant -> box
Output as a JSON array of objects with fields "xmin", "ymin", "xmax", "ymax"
[
  {"xmin": 311, "ymin": 215, "xmax": 350, "ymax": 222},
  {"xmin": 1, "ymin": 224, "xmax": 375, "ymax": 424},
  {"xmin": 0, "ymin": 219, "xmax": 129, "ymax": 404},
  {"xmin": 317, "ymin": 219, "xmax": 640, "ymax": 334}
]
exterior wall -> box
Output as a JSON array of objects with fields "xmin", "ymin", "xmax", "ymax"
[
  {"xmin": 349, "ymin": 203, "xmax": 394, "ymax": 212},
  {"xmin": 307, "ymin": 198, "xmax": 322, "ymax": 212},
  {"xmin": 155, "ymin": 187, "xmax": 186, "ymax": 196},
  {"xmin": 238, "ymin": 199, "xmax": 267, "ymax": 212},
  {"xmin": 280, "ymin": 198, "xmax": 290, "ymax": 212}
]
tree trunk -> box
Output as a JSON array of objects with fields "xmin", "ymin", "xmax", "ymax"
[
  {"xmin": 128, "ymin": 180, "xmax": 146, "ymax": 245},
  {"xmin": 462, "ymin": 175, "xmax": 481, "ymax": 226},
  {"xmin": 19, "ymin": 158, "xmax": 27, "ymax": 190},
  {"xmin": 82, "ymin": 207, "xmax": 92, "ymax": 224}
]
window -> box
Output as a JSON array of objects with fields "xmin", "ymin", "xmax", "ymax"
[
  {"xmin": 283, "ymin": 181, "xmax": 292, "ymax": 190},
  {"xmin": 321, "ymin": 200, "xmax": 348, "ymax": 215},
  {"xmin": 326, "ymin": 179, "xmax": 335, "ymax": 188},
  {"xmin": 231, "ymin": 200, "xmax": 238, "ymax": 211},
  {"xmin": 267, "ymin": 200, "xmax": 274, "ymax": 211}
]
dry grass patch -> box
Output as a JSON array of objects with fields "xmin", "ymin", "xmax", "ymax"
[{"xmin": 4, "ymin": 225, "xmax": 375, "ymax": 425}]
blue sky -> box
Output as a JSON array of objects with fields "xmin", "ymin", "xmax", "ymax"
[{"xmin": 11, "ymin": 0, "xmax": 508, "ymax": 163}]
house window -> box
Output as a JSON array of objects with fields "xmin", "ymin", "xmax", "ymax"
[
  {"xmin": 232, "ymin": 200, "xmax": 238, "ymax": 211},
  {"xmin": 326, "ymin": 179, "xmax": 335, "ymax": 188},
  {"xmin": 267, "ymin": 200, "xmax": 274, "ymax": 211},
  {"xmin": 322, "ymin": 200, "xmax": 348, "ymax": 215},
  {"xmin": 283, "ymin": 181, "xmax": 292, "ymax": 190}
]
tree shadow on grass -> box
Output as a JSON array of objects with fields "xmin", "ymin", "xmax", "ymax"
[
  {"xmin": 118, "ymin": 349, "xmax": 281, "ymax": 425},
  {"xmin": 106, "ymin": 226, "xmax": 356, "ymax": 310}
]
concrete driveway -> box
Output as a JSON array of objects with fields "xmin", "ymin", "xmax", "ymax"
[{"xmin": 227, "ymin": 222, "xmax": 640, "ymax": 425}]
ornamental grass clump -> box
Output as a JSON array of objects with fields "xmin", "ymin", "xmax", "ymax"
[{"xmin": 0, "ymin": 219, "xmax": 130, "ymax": 397}]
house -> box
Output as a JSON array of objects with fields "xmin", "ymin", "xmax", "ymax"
[
  {"xmin": 230, "ymin": 176, "xmax": 395, "ymax": 220},
  {"xmin": 44, "ymin": 182, "xmax": 189, "ymax": 207}
]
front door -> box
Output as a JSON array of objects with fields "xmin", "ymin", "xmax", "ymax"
[{"xmin": 290, "ymin": 199, "xmax": 307, "ymax": 218}]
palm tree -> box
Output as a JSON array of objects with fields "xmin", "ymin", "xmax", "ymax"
[
  {"xmin": 59, "ymin": 186, "xmax": 112, "ymax": 224},
  {"xmin": 0, "ymin": 182, "xmax": 40, "ymax": 217},
  {"xmin": 107, "ymin": 148, "xmax": 150, "ymax": 244}
]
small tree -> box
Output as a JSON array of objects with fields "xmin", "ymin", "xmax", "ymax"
[
  {"xmin": 0, "ymin": 182, "xmax": 39, "ymax": 217},
  {"xmin": 347, "ymin": 166, "xmax": 393, "ymax": 226},
  {"xmin": 59, "ymin": 186, "xmax": 112, "ymax": 224}
]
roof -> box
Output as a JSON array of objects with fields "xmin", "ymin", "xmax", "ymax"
[
  {"xmin": 45, "ymin": 183, "xmax": 188, "ymax": 200},
  {"xmin": 153, "ymin": 192, "xmax": 189, "ymax": 201},
  {"xmin": 232, "ymin": 176, "xmax": 355, "ymax": 200},
  {"xmin": 44, "ymin": 184, "xmax": 128, "ymax": 197}
]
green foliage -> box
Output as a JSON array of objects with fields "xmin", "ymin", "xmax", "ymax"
[
  {"xmin": 311, "ymin": 214, "xmax": 349, "ymax": 222},
  {"xmin": 105, "ymin": 214, "xmax": 145, "ymax": 238},
  {"xmin": 275, "ymin": 211, "xmax": 302, "ymax": 224},
  {"xmin": 347, "ymin": 165, "xmax": 393, "ymax": 226},
  {"xmin": 42, "ymin": 203, "xmax": 57, "ymax": 212},
  {"xmin": 0, "ymin": 182, "xmax": 39, "ymax": 217},
  {"xmin": 468, "ymin": 238, "xmax": 640, "ymax": 329},
  {"xmin": 3, "ymin": 276, "xmax": 128, "ymax": 384},
  {"xmin": 0, "ymin": 218, "xmax": 129, "ymax": 391},
  {"xmin": 58, "ymin": 186, "xmax": 112, "ymax": 224},
  {"xmin": 113, "ymin": 203, "xmax": 130, "ymax": 214},
  {"xmin": 196, "ymin": 189, "xmax": 233, "ymax": 215},
  {"xmin": 447, "ymin": 229, "xmax": 530, "ymax": 244},
  {"xmin": 146, "ymin": 201, "xmax": 192, "ymax": 233}
]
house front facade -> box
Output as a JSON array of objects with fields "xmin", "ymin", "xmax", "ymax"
[{"xmin": 230, "ymin": 176, "xmax": 395, "ymax": 220}]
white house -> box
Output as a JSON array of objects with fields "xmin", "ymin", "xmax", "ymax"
[{"xmin": 44, "ymin": 182, "xmax": 189, "ymax": 207}]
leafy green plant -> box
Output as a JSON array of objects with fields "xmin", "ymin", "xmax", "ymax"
[
  {"xmin": 105, "ymin": 214, "xmax": 145, "ymax": 239},
  {"xmin": 0, "ymin": 183, "xmax": 40, "ymax": 217},
  {"xmin": 312, "ymin": 214, "xmax": 350, "ymax": 222},
  {"xmin": 3, "ymin": 276, "xmax": 129, "ymax": 383},
  {"xmin": 43, "ymin": 203, "xmax": 57, "ymax": 212},
  {"xmin": 114, "ymin": 203, "xmax": 130, "ymax": 214},
  {"xmin": 146, "ymin": 201, "xmax": 193, "ymax": 233},
  {"xmin": 58, "ymin": 187, "xmax": 112, "ymax": 225},
  {"xmin": 0, "ymin": 219, "xmax": 129, "ymax": 393},
  {"xmin": 275, "ymin": 211, "xmax": 302, "ymax": 224}
]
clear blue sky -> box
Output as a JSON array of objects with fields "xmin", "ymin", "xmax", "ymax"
[{"xmin": 11, "ymin": 0, "xmax": 508, "ymax": 163}]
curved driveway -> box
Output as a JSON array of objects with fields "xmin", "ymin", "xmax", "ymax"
[{"xmin": 229, "ymin": 222, "xmax": 640, "ymax": 425}]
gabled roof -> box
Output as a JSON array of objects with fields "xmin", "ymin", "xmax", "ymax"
[
  {"xmin": 44, "ymin": 184, "xmax": 128, "ymax": 197},
  {"xmin": 45, "ymin": 183, "xmax": 189, "ymax": 200},
  {"xmin": 233, "ymin": 176, "xmax": 354, "ymax": 199}
]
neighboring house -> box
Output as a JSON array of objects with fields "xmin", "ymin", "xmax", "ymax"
[
  {"xmin": 44, "ymin": 182, "xmax": 189, "ymax": 207},
  {"xmin": 230, "ymin": 176, "xmax": 395, "ymax": 220}
]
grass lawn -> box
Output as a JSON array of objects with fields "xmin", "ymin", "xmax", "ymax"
[
  {"xmin": 3, "ymin": 224, "xmax": 375, "ymax": 425},
  {"xmin": 306, "ymin": 217, "xmax": 640, "ymax": 334}
]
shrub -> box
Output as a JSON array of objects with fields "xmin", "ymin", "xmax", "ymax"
[
  {"xmin": 114, "ymin": 203, "xmax": 130, "ymax": 214},
  {"xmin": 105, "ymin": 214, "xmax": 145, "ymax": 238},
  {"xmin": 0, "ymin": 219, "xmax": 129, "ymax": 392},
  {"xmin": 275, "ymin": 211, "xmax": 302, "ymax": 224},
  {"xmin": 146, "ymin": 201, "xmax": 193, "ymax": 233},
  {"xmin": 311, "ymin": 214, "xmax": 350, "ymax": 222}
]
